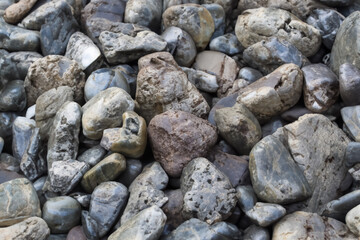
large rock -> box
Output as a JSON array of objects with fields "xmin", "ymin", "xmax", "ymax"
[
  {"xmin": 235, "ymin": 7, "xmax": 321, "ymax": 57},
  {"xmin": 136, "ymin": 52, "xmax": 210, "ymax": 123},
  {"xmin": 0, "ymin": 217, "xmax": 50, "ymax": 240},
  {"xmin": 339, "ymin": 63, "xmax": 360, "ymax": 106},
  {"xmin": 124, "ymin": 0, "xmax": 162, "ymax": 31},
  {"xmin": 148, "ymin": 110, "xmax": 217, "ymax": 178},
  {"xmin": 322, "ymin": 190, "xmax": 360, "ymax": 221}
]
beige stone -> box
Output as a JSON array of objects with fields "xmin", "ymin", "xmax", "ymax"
[
  {"xmin": 4, "ymin": 0, "xmax": 38, "ymax": 24},
  {"xmin": 0, "ymin": 217, "xmax": 50, "ymax": 240}
]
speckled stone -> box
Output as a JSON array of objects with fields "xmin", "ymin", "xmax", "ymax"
[
  {"xmin": 0, "ymin": 217, "xmax": 50, "ymax": 240},
  {"xmin": 3, "ymin": 0, "xmax": 38, "ymax": 24},
  {"xmin": 346, "ymin": 204, "xmax": 360, "ymax": 237}
]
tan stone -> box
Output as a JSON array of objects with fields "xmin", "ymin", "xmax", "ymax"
[
  {"xmin": 0, "ymin": 217, "xmax": 50, "ymax": 240},
  {"xmin": 4, "ymin": 0, "xmax": 38, "ymax": 24}
]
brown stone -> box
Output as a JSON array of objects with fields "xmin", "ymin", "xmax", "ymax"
[
  {"xmin": 66, "ymin": 226, "xmax": 87, "ymax": 240},
  {"xmin": 3, "ymin": 0, "xmax": 38, "ymax": 24}
]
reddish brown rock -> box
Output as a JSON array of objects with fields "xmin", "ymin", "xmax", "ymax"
[
  {"xmin": 66, "ymin": 226, "xmax": 87, "ymax": 240},
  {"xmin": 148, "ymin": 110, "xmax": 218, "ymax": 178}
]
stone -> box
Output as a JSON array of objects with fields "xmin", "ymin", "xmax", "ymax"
[
  {"xmin": 26, "ymin": 105, "xmax": 36, "ymax": 119},
  {"xmin": 0, "ymin": 18, "xmax": 40, "ymax": 52},
  {"xmin": 49, "ymin": 160, "xmax": 89, "ymax": 195},
  {"xmin": 237, "ymin": 64, "xmax": 303, "ymax": 123},
  {"xmin": 77, "ymin": 145, "xmax": 106, "ymax": 167},
  {"xmin": 136, "ymin": 52, "xmax": 210, "ymax": 123},
  {"xmin": 65, "ymin": 31, "xmax": 102, "ymax": 71},
  {"xmin": 124, "ymin": 0, "xmax": 162, "ymax": 31},
  {"xmin": 0, "ymin": 178, "xmax": 41, "ymax": 227},
  {"xmin": 120, "ymin": 162, "xmax": 169, "ymax": 224},
  {"xmin": 203, "ymin": 3, "xmax": 225, "ymax": 40},
  {"xmin": 208, "ymin": 93, "xmax": 238, "ymax": 125},
  {"xmin": 81, "ymin": 153, "xmax": 126, "ymax": 193},
  {"xmin": 273, "ymin": 211, "xmax": 357, "ymax": 239},
  {"xmin": 339, "ymin": 63, "xmax": 360, "ymax": 106},
  {"xmin": 273, "ymin": 114, "xmax": 350, "ymax": 213},
  {"xmin": 322, "ymin": 190, "xmax": 360, "ymax": 221},
  {"xmin": 243, "ymin": 225, "xmax": 270, "ymax": 240},
  {"xmin": 117, "ymin": 159, "xmax": 143, "ymax": 187},
  {"xmin": 181, "ymin": 67, "xmax": 218, "ymax": 93},
  {"xmin": 341, "ymin": 106, "xmax": 360, "ymax": 142},
  {"xmin": 87, "ymin": 182, "xmax": 128, "ymax": 238},
  {"xmin": 66, "ymin": 226, "xmax": 86, "ymax": 240},
  {"xmin": 0, "ymin": 80, "xmax": 26, "ymax": 112},
  {"xmin": 0, "ymin": 217, "xmax": 50, "ymax": 240},
  {"xmin": 112, "ymin": 64, "xmax": 138, "ymax": 98},
  {"xmin": 0, "ymin": 153, "xmax": 19, "ymax": 172},
  {"xmin": 3, "ymin": 0, "xmax": 38, "ymax": 24},
  {"xmin": 235, "ymin": 7, "xmax": 321, "ymax": 57},
  {"xmin": 0, "ymin": 170, "xmax": 26, "ymax": 184},
  {"xmin": 100, "ymin": 111, "xmax": 147, "ymax": 158},
  {"xmin": 345, "ymin": 142, "xmax": 360, "ymax": 167},
  {"xmin": 82, "ymin": 87, "xmax": 135, "ymax": 140},
  {"xmin": 70, "ymin": 193, "xmax": 91, "ymax": 208},
  {"xmin": 161, "ymin": 26, "xmax": 197, "ymax": 67},
  {"xmin": 148, "ymin": 110, "xmax": 217, "ymax": 178},
  {"xmin": 192, "ymin": 50, "xmax": 239, "ymax": 98},
  {"xmin": 99, "ymin": 30, "xmax": 167, "ymax": 64},
  {"xmin": 39, "ymin": 1, "xmax": 79, "ymax": 56},
  {"xmin": 47, "ymin": 102, "xmax": 82, "ymax": 169},
  {"xmin": 346, "ymin": 204, "xmax": 360, "ymax": 236},
  {"xmin": 319, "ymin": 0, "xmax": 354, "ymax": 7},
  {"xmin": 0, "ymin": 112, "xmax": 18, "ymax": 143},
  {"xmin": 306, "ymin": 9, "xmax": 344, "ymax": 49},
  {"xmin": 331, "ymin": 11, "xmax": 360, "ymax": 75},
  {"xmin": 243, "ymin": 37, "xmax": 309, "ymax": 75},
  {"xmin": 302, "ymin": 63, "xmax": 339, "ymax": 113},
  {"xmin": 42, "ymin": 196, "xmax": 81, "ymax": 234},
  {"xmin": 109, "ymin": 206, "xmax": 166, "ymax": 240},
  {"xmin": 24, "ymin": 55, "xmax": 85, "ymax": 106},
  {"xmin": 0, "ymin": 137, "xmax": 3, "ymax": 154},
  {"xmin": 281, "ymin": 105, "xmax": 312, "ymax": 122},
  {"xmin": 215, "ymin": 103, "xmax": 262, "ymax": 155},
  {"xmin": 209, "ymin": 33, "xmax": 244, "ymax": 56},
  {"xmin": 245, "ymin": 202, "xmax": 286, "ymax": 227},
  {"xmin": 162, "ymin": 4, "xmax": 215, "ymax": 50},
  {"xmin": 236, "ymin": 185, "xmax": 257, "ymax": 212},
  {"xmin": 181, "ymin": 157, "xmax": 237, "ymax": 224},
  {"xmin": 162, "ymin": 189, "xmax": 185, "ymax": 229},
  {"xmin": 12, "ymin": 117, "xmax": 36, "ymax": 160}
]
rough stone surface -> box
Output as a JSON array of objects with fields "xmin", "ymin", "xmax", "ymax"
[
  {"xmin": 12, "ymin": 116, "xmax": 36, "ymax": 160},
  {"xmin": 346, "ymin": 204, "xmax": 360, "ymax": 237},
  {"xmin": 4, "ymin": 0, "xmax": 38, "ymax": 24},
  {"xmin": 341, "ymin": 106, "xmax": 360, "ymax": 142},
  {"xmin": 339, "ymin": 63, "xmax": 360, "ymax": 106},
  {"xmin": 77, "ymin": 145, "xmax": 106, "ymax": 167},
  {"xmin": 322, "ymin": 190, "xmax": 360, "ymax": 221},
  {"xmin": 0, "ymin": 217, "xmax": 50, "ymax": 240},
  {"xmin": 209, "ymin": 33, "xmax": 244, "ymax": 56},
  {"xmin": 245, "ymin": 202, "xmax": 286, "ymax": 227},
  {"xmin": 124, "ymin": 0, "xmax": 162, "ymax": 31}
]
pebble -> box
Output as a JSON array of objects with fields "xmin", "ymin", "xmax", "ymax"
[
  {"xmin": 117, "ymin": 159, "xmax": 143, "ymax": 187},
  {"xmin": 236, "ymin": 185, "xmax": 258, "ymax": 212},
  {"xmin": 66, "ymin": 226, "xmax": 87, "ymax": 240},
  {"xmin": 0, "ymin": 80, "xmax": 26, "ymax": 112},
  {"xmin": 341, "ymin": 106, "xmax": 360, "ymax": 142},
  {"xmin": 12, "ymin": 116, "xmax": 36, "ymax": 160},
  {"xmin": 346, "ymin": 204, "xmax": 360, "ymax": 237},
  {"xmin": 345, "ymin": 142, "xmax": 360, "ymax": 167},
  {"xmin": 0, "ymin": 217, "xmax": 50, "ymax": 240},
  {"xmin": 203, "ymin": 3, "xmax": 225, "ymax": 40},
  {"xmin": 124, "ymin": 0, "xmax": 162, "ymax": 31},
  {"xmin": 42, "ymin": 196, "xmax": 81, "ymax": 234},
  {"xmin": 243, "ymin": 225, "xmax": 270, "ymax": 240},
  {"xmin": 181, "ymin": 67, "xmax": 219, "ymax": 93},
  {"xmin": 209, "ymin": 33, "xmax": 244, "ymax": 56},
  {"xmin": 0, "ymin": 153, "xmax": 20, "ymax": 173},
  {"xmin": 245, "ymin": 202, "xmax": 286, "ymax": 227},
  {"xmin": 77, "ymin": 145, "xmax": 106, "ymax": 167},
  {"xmin": 4, "ymin": 0, "xmax": 38, "ymax": 24},
  {"xmin": 339, "ymin": 63, "xmax": 360, "ymax": 106},
  {"xmin": 238, "ymin": 67, "xmax": 263, "ymax": 83}
]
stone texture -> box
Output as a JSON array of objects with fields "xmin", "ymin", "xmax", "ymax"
[
  {"xmin": 3, "ymin": 0, "xmax": 38, "ymax": 24},
  {"xmin": 162, "ymin": 189, "xmax": 185, "ymax": 229},
  {"xmin": 302, "ymin": 63, "xmax": 339, "ymax": 113},
  {"xmin": 124, "ymin": 0, "xmax": 162, "ymax": 31},
  {"xmin": 236, "ymin": 185, "xmax": 257, "ymax": 212},
  {"xmin": 322, "ymin": 190, "xmax": 360, "ymax": 221},
  {"xmin": 0, "ymin": 80, "xmax": 26, "ymax": 112},
  {"xmin": 66, "ymin": 226, "xmax": 86, "ymax": 240},
  {"xmin": 77, "ymin": 145, "xmax": 106, "ymax": 167},
  {"xmin": 341, "ymin": 106, "xmax": 360, "ymax": 142},
  {"xmin": 12, "ymin": 117, "xmax": 36, "ymax": 160},
  {"xmin": 203, "ymin": 3, "xmax": 225, "ymax": 40},
  {"xmin": 181, "ymin": 157, "xmax": 237, "ymax": 224},
  {"xmin": 0, "ymin": 170, "xmax": 25, "ymax": 184},
  {"xmin": 0, "ymin": 112, "xmax": 18, "ymax": 144},
  {"xmin": 0, "ymin": 217, "xmax": 50, "ymax": 240},
  {"xmin": 24, "ymin": 55, "xmax": 85, "ymax": 106},
  {"xmin": 235, "ymin": 7, "xmax": 321, "ymax": 57},
  {"xmin": 345, "ymin": 142, "xmax": 360, "ymax": 167},
  {"xmin": 346, "ymin": 204, "xmax": 360, "ymax": 237},
  {"xmin": 148, "ymin": 110, "xmax": 217, "ymax": 178},
  {"xmin": 0, "ymin": 137, "xmax": 3, "ymax": 154},
  {"xmin": 245, "ymin": 202, "xmax": 286, "ymax": 227},
  {"xmin": 243, "ymin": 225, "xmax": 270, "ymax": 240},
  {"xmin": 162, "ymin": 4, "xmax": 215, "ymax": 50},
  {"xmin": 237, "ymin": 64, "xmax": 303, "ymax": 123},
  {"xmin": 181, "ymin": 67, "xmax": 219, "ymax": 93},
  {"xmin": 0, "ymin": 153, "xmax": 19, "ymax": 172},
  {"xmin": 82, "ymin": 87, "xmax": 135, "ymax": 140},
  {"xmin": 136, "ymin": 52, "xmax": 210, "ymax": 123},
  {"xmin": 116, "ymin": 159, "xmax": 142, "ymax": 188},
  {"xmin": 47, "ymin": 102, "xmax": 82, "ymax": 169},
  {"xmin": 0, "ymin": 178, "xmax": 41, "ymax": 227},
  {"xmin": 209, "ymin": 33, "xmax": 244, "ymax": 56},
  {"xmin": 339, "ymin": 63, "xmax": 360, "ymax": 106}
]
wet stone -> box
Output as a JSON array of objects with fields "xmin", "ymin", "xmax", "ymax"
[
  {"xmin": 124, "ymin": 0, "xmax": 162, "ymax": 31},
  {"xmin": 0, "ymin": 217, "xmax": 50, "ymax": 240},
  {"xmin": 345, "ymin": 142, "xmax": 360, "ymax": 167},
  {"xmin": 339, "ymin": 63, "xmax": 360, "ymax": 106},
  {"xmin": 341, "ymin": 106, "xmax": 360, "ymax": 142},
  {"xmin": 209, "ymin": 33, "xmax": 244, "ymax": 56},
  {"xmin": 12, "ymin": 117, "xmax": 36, "ymax": 160},
  {"xmin": 236, "ymin": 185, "xmax": 258, "ymax": 212},
  {"xmin": 3, "ymin": 0, "xmax": 38, "ymax": 24},
  {"xmin": 245, "ymin": 202, "xmax": 286, "ymax": 227},
  {"xmin": 77, "ymin": 145, "xmax": 106, "ymax": 167},
  {"xmin": 117, "ymin": 159, "xmax": 142, "ymax": 187}
]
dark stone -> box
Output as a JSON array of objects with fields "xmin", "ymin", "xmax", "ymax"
[
  {"xmin": 236, "ymin": 185, "xmax": 257, "ymax": 212},
  {"xmin": 345, "ymin": 142, "xmax": 360, "ymax": 168},
  {"xmin": 203, "ymin": 3, "xmax": 225, "ymax": 40},
  {"xmin": 77, "ymin": 145, "xmax": 106, "ymax": 167},
  {"xmin": 12, "ymin": 117, "xmax": 36, "ymax": 160},
  {"xmin": 243, "ymin": 225, "xmax": 270, "ymax": 240},
  {"xmin": 208, "ymin": 93, "xmax": 238, "ymax": 126},
  {"xmin": 0, "ymin": 153, "xmax": 20, "ymax": 172},
  {"xmin": 281, "ymin": 105, "xmax": 312, "ymax": 122},
  {"xmin": 0, "ymin": 170, "xmax": 26, "ymax": 184},
  {"xmin": 117, "ymin": 159, "xmax": 143, "ymax": 187},
  {"xmin": 318, "ymin": 0, "xmax": 354, "ymax": 7},
  {"xmin": 0, "ymin": 80, "xmax": 26, "ymax": 112},
  {"xmin": 81, "ymin": 0, "xmax": 126, "ymax": 25},
  {"xmin": 261, "ymin": 118, "xmax": 284, "ymax": 138},
  {"xmin": 339, "ymin": 63, "xmax": 360, "ymax": 106},
  {"xmin": 162, "ymin": 189, "xmax": 185, "ymax": 229},
  {"xmin": 66, "ymin": 226, "xmax": 87, "ymax": 240},
  {"xmin": 341, "ymin": 106, "xmax": 360, "ymax": 142},
  {"xmin": 0, "ymin": 112, "xmax": 18, "ymax": 144}
]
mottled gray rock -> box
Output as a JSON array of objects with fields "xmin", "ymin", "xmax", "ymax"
[
  {"xmin": 0, "ymin": 80, "xmax": 26, "ymax": 112},
  {"xmin": 243, "ymin": 225, "xmax": 270, "ymax": 240},
  {"xmin": 322, "ymin": 190, "xmax": 360, "ymax": 221},
  {"xmin": 99, "ymin": 30, "xmax": 167, "ymax": 64},
  {"xmin": 243, "ymin": 37, "xmax": 309, "ymax": 75},
  {"xmin": 319, "ymin": 0, "xmax": 354, "ymax": 7},
  {"xmin": 236, "ymin": 185, "xmax": 257, "ymax": 212},
  {"xmin": 124, "ymin": 0, "xmax": 162, "ymax": 31},
  {"xmin": 42, "ymin": 196, "xmax": 81, "ymax": 234},
  {"xmin": 0, "ymin": 153, "xmax": 20, "ymax": 172},
  {"xmin": 49, "ymin": 160, "xmax": 89, "ymax": 195},
  {"xmin": 181, "ymin": 157, "xmax": 237, "ymax": 224},
  {"xmin": 12, "ymin": 117, "xmax": 36, "ymax": 160},
  {"xmin": 120, "ymin": 162, "xmax": 169, "ymax": 224},
  {"xmin": 345, "ymin": 142, "xmax": 360, "ymax": 167},
  {"xmin": 117, "ymin": 159, "xmax": 143, "ymax": 187},
  {"xmin": 210, "ymin": 33, "xmax": 244, "ymax": 56},
  {"xmin": 82, "ymin": 87, "xmax": 135, "ymax": 140},
  {"xmin": 346, "ymin": 204, "xmax": 360, "ymax": 237},
  {"xmin": 47, "ymin": 102, "xmax": 82, "ymax": 169},
  {"xmin": 339, "ymin": 63, "xmax": 360, "ymax": 106},
  {"xmin": 161, "ymin": 26, "xmax": 197, "ymax": 67},
  {"xmin": 181, "ymin": 67, "xmax": 219, "ymax": 93},
  {"xmin": 203, "ymin": 3, "xmax": 225, "ymax": 40},
  {"xmin": 112, "ymin": 64, "xmax": 138, "ymax": 98},
  {"xmin": 341, "ymin": 106, "xmax": 360, "ymax": 142},
  {"xmin": 109, "ymin": 206, "xmax": 166, "ymax": 240},
  {"xmin": 0, "ymin": 217, "xmax": 50, "ymax": 240},
  {"xmin": 238, "ymin": 67, "xmax": 263, "ymax": 83},
  {"xmin": 77, "ymin": 145, "xmax": 106, "ymax": 167},
  {"xmin": 246, "ymin": 202, "xmax": 286, "ymax": 227}
]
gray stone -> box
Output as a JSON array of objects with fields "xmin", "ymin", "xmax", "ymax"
[
  {"xmin": 236, "ymin": 185, "xmax": 257, "ymax": 212},
  {"xmin": 161, "ymin": 26, "xmax": 197, "ymax": 67},
  {"xmin": 120, "ymin": 162, "xmax": 169, "ymax": 224},
  {"xmin": 26, "ymin": 105, "xmax": 36, "ymax": 119},
  {"xmin": 82, "ymin": 87, "xmax": 135, "ymax": 140},
  {"xmin": 99, "ymin": 30, "xmax": 167, "ymax": 64},
  {"xmin": 70, "ymin": 192, "xmax": 91, "ymax": 208},
  {"xmin": 35, "ymin": 86, "xmax": 74, "ymax": 140},
  {"xmin": 112, "ymin": 64, "xmax": 138, "ymax": 98},
  {"xmin": 109, "ymin": 206, "xmax": 166, "ymax": 240},
  {"xmin": 0, "ymin": 153, "xmax": 20, "ymax": 172},
  {"xmin": 117, "ymin": 159, "xmax": 143, "ymax": 187},
  {"xmin": 124, "ymin": 0, "xmax": 162, "ymax": 31},
  {"xmin": 84, "ymin": 68, "xmax": 130, "ymax": 102},
  {"xmin": 346, "ymin": 204, "xmax": 360, "ymax": 237},
  {"xmin": 0, "ymin": 217, "xmax": 50, "ymax": 240},
  {"xmin": 341, "ymin": 106, "xmax": 360, "ymax": 142},
  {"xmin": 208, "ymin": 93, "xmax": 238, "ymax": 126},
  {"xmin": 77, "ymin": 145, "xmax": 106, "ymax": 167},
  {"xmin": 281, "ymin": 105, "xmax": 312, "ymax": 122},
  {"xmin": 162, "ymin": 0, "xmax": 200, "ymax": 11},
  {"xmin": 203, "ymin": 3, "xmax": 225, "ymax": 40},
  {"xmin": 209, "ymin": 33, "xmax": 244, "ymax": 56},
  {"xmin": 238, "ymin": 67, "xmax": 263, "ymax": 83},
  {"xmin": 42, "ymin": 196, "xmax": 81, "ymax": 234},
  {"xmin": 47, "ymin": 102, "xmax": 82, "ymax": 169},
  {"xmin": 181, "ymin": 67, "xmax": 219, "ymax": 93},
  {"xmin": 245, "ymin": 202, "xmax": 286, "ymax": 227},
  {"xmin": 302, "ymin": 63, "xmax": 339, "ymax": 113},
  {"xmin": 0, "ymin": 80, "xmax": 26, "ymax": 112},
  {"xmin": 12, "ymin": 117, "xmax": 36, "ymax": 160},
  {"xmin": 49, "ymin": 160, "xmax": 89, "ymax": 195},
  {"xmin": 243, "ymin": 225, "xmax": 270, "ymax": 240},
  {"xmin": 0, "ymin": 137, "xmax": 3, "ymax": 154},
  {"xmin": 0, "ymin": 112, "xmax": 17, "ymax": 142},
  {"xmin": 322, "ymin": 190, "xmax": 360, "ymax": 221},
  {"xmin": 243, "ymin": 37, "xmax": 309, "ymax": 75},
  {"xmin": 162, "ymin": 189, "xmax": 185, "ymax": 229},
  {"xmin": 0, "ymin": 17, "xmax": 40, "ymax": 51},
  {"xmin": 0, "ymin": 178, "xmax": 41, "ymax": 227},
  {"xmin": 339, "ymin": 63, "xmax": 360, "ymax": 106},
  {"xmin": 345, "ymin": 142, "xmax": 360, "ymax": 167},
  {"xmin": 181, "ymin": 157, "xmax": 237, "ymax": 224}
]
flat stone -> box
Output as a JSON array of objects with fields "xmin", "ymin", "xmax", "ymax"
[
  {"xmin": 12, "ymin": 117, "xmax": 36, "ymax": 160},
  {"xmin": 162, "ymin": 4, "xmax": 214, "ymax": 50},
  {"xmin": 245, "ymin": 202, "xmax": 286, "ymax": 227},
  {"xmin": 81, "ymin": 153, "xmax": 126, "ymax": 193},
  {"xmin": 109, "ymin": 206, "xmax": 167, "ymax": 240},
  {"xmin": 100, "ymin": 111, "xmax": 147, "ymax": 158},
  {"xmin": 0, "ymin": 178, "xmax": 41, "ymax": 227},
  {"xmin": 117, "ymin": 159, "xmax": 143, "ymax": 187},
  {"xmin": 0, "ymin": 217, "xmax": 50, "ymax": 240},
  {"xmin": 24, "ymin": 55, "xmax": 85, "ymax": 106},
  {"xmin": 209, "ymin": 33, "xmax": 244, "ymax": 56},
  {"xmin": 339, "ymin": 63, "xmax": 360, "ymax": 106},
  {"xmin": 341, "ymin": 106, "xmax": 360, "ymax": 142},
  {"xmin": 236, "ymin": 185, "xmax": 258, "ymax": 212},
  {"xmin": 302, "ymin": 63, "xmax": 339, "ymax": 113},
  {"xmin": 124, "ymin": 0, "xmax": 162, "ymax": 31},
  {"xmin": 345, "ymin": 142, "xmax": 360, "ymax": 167},
  {"xmin": 136, "ymin": 52, "xmax": 210, "ymax": 123},
  {"xmin": 82, "ymin": 87, "xmax": 135, "ymax": 140},
  {"xmin": 77, "ymin": 145, "xmax": 106, "ymax": 167},
  {"xmin": 3, "ymin": 0, "xmax": 38, "ymax": 24},
  {"xmin": 0, "ymin": 80, "xmax": 26, "ymax": 112},
  {"xmin": 47, "ymin": 102, "xmax": 82, "ymax": 169},
  {"xmin": 243, "ymin": 225, "xmax": 270, "ymax": 240},
  {"xmin": 181, "ymin": 67, "xmax": 219, "ymax": 93},
  {"xmin": 42, "ymin": 196, "xmax": 81, "ymax": 234},
  {"xmin": 346, "ymin": 204, "xmax": 360, "ymax": 237},
  {"xmin": 322, "ymin": 190, "xmax": 360, "ymax": 221}
]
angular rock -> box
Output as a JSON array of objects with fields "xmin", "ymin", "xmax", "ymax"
[
  {"xmin": 346, "ymin": 204, "xmax": 360, "ymax": 237},
  {"xmin": 209, "ymin": 33, "xmax": 244, "ymax": 56},
  {"xmin": 0, "ymin": 80, "xmax": 26, "ymax": 112},
  {"xmin": 181, "ymin": 67, "xmax": 218, "ymax": 93},
  {"xmin": 0, "ymin": 217, "xmax": 50, "ymax": 240},
  {"xmin": 124, "ymin": 0, "xmax": 162, "ymax": 31},
  {"xmin": 322, "ymin": 190, "xmax": 360, "ymax": 221},
  {"xmin": 345, "ymin": 142, "xmax": 360, "ymax": 167},
  {"xmin": 3, "ymin": 0, "xmax": 38, "ymax": 24},
  {"xmin": 245, "ymin": 202, "xmax": 286, "ymax": 227},
  {"xmin": 339, "ymin": 63, "xmax": 360, "ymax": 106},
  {"xmin": 236, "ymin": 185, "xmax": 257, "ymax": 212},
  {"xmin": 82, "ymin": 87, "xmax": 135, "ymax": 140},
  {"xmin": 12, "ymin": 117, "xmax": 36, "ymax": 160},
  {"xmin": 77, "ymin": 145, "xmax": 106, "ymax": 167},
  {"xmin": 341, "ymin": 106, "xmax": 360, "ymax": 142},
  {"xmin": 136, "ymin": 52, "xmax": 210, "ymax": 122}
]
